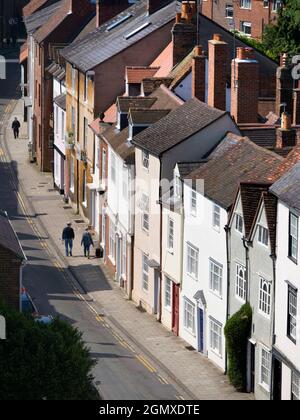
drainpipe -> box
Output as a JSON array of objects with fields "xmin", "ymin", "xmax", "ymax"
[
  {"xmin": 224, "ymin": 223, "xmax": 231, "ymax": 374},
  {"xmin": 76, "ymin": 68, "xmax": 80, "ymax": 214},
  {"xmin": 242, "ymin": 236, "xmax": 251, "ymax": 303},
  {"xmin": 158, "ymin": 157, "xmax": 163, "ymax": 323},
  {"xmin": 270, "ymin": 253, "xmax": 277, "ymax": 400}
]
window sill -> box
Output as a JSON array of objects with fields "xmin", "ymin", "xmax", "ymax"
[
  {"xmin": 209, "ymin": 290, "xmax": 223, "ymax": 300},
  {"xmin": 287, "ymin": 334, "xmax": 297, "ymax": 345},
  {"xmin": 108, "ymin": 255, "xmax": 116, "ymax": 266},
  {"xmin": 235, "ymin": 295, "xmax": 246, "ymax": 305},
  {"xmin": 259, "ymin": 383, "xmax": 270, "ymax": 393},
  {"xmin": 288, "ymin": 256, "xmax": 298, "ymax": 265},
  {"xmin": 167, "ymin": 249, "xmax": 174, "ymax": 255},
  {"xmin": 186, "ymin": 272, "xmax": 198, "ymax": 282},
  {"xmin": 82, "ymin": 201, "xmax": 87, "ymax": 209},
  {"xmin": 184, "ymin": 327, "xmax": 196, "ymax": 338},
  {"xmin": 210, "ymin": 348, "xmax": 223, "ymax": 359},
  {"xmin": 164, "ymin": 305, "xmax": 172, "ymax": 313}
]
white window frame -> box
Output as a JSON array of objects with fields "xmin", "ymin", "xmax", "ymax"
[
  {"xmin": 191, "ymin": 189, "xmax": 197, "ymax": 216},
  {"xmin": 142, "ymin": 150, "xmax": 149, "ymax": 170},
  {"xmin": 164, "ymin": 277, "xmax": 172, "ymax": 310},
  {"xmin": 240, "ymin": 0, "xmax": 251, "ymax": 9},
  {"xmin": 110, "ymin": 152, "xmax": 116, "ymax": 184},
  {"xmin": 289, "ymin": 213, "xmax": 298, "ymax": 262},
  {"xmin": 258, "ymin": 225, "xmax": 269, "ymax": 247},
  {"xmin": 70, "ymin": 156, "xmax": 74, "ymax": 193},
  {"xmin": 142, "ymin": 254, "xmax": 149, "ymax": 292},
  {"xmin": 186, "ymin": 243, "xmax": 199, "ymax": 279},
  {"xmin": 183, "ymin": 298, "xmax": 195, "ymax": 335},
  {"xmin": 288, "ymin": 286, "xmax": 297, "ymax": 342},
  {"xmin": 236, "ymin": 263, "xmax": 247, "ymax": 302},
  {"xmin": 82, "ymin": 169, "xmax": 87, "ymax": 207},
  {"xmin": 212, "ymin": 204, "xmax": 221, "ymax": 231},
  {"xmin": 225, "ymin": 4, "xmax": 234, "ymax": 18},
  {"xmin": 167, "ymin": 217, "xmax": 174, "ymax": 252},
  {"xmin": 102, "ymin": 148, "xmax": 107, "ymax": 183},
  {"xmin": 174, "ymin": 175, "xmax": 181, "ymax": 198},
  {"xmin": 141, "ymin": 193, "xmax": 149, "ymax": 233},
  {"xmin": 272, "ymin": 0, "xmax": 282, "ymax": 12},
  {"xmin": 259, "ymin": 277, "xmax": 271, "ymax": 317},
  {"xmin": 209, "ymin": 259, "xmax": 223, "ymax": 297},
  {"xmin": 263, "ymin": 0, "xmax": 269, "ymax": 7},
  {"xmin": 292, "ymin": 372, "xmax": 300, "ymax": 400},
  {"xmin": 240, "ymin": 21, "xmax": 252, "ymax": 36},
  {"xmin": 122, "ymin": 238, "xmax": 127, "ymax": 279},
  {"xmin": 210, "ymin": 318, "xmax": 223, "ymax": 358},
  {"xmin": 235, "ymin": 213, "xmax": 244, "ymax": 234},
  {"xmin": 260, "ymin": 347, "xmax": 271, "ymax": 391}
]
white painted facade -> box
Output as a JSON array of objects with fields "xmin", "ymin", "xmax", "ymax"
[
  {"xmin": 106, "ymin": 144, "xmax": 135, "ymax": 294},
  {"xmin": 53, "ymin": 79, "xmax": 66, "ymax": 194},
  {"xmin": 181, "ymin": 186, "xmax": 228, "ymax": 371},
  {"xmin": 274, "ymin": 201, "xmax": 300, "ymax": 400}
]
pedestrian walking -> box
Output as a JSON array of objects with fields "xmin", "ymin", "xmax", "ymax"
[
  {"xmin": 12, "ymin": 117, "xmax": 21, "ymax": 139},
  {"xmin": 62, "ymin": 222, "xmax": 75, "ymax": 257},
  {"xmin": 81, "ymin": 228, "xmax": 94, "ymax": 259}
]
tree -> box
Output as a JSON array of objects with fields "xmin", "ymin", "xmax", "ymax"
[
  {"xmin": 0, "ymin": 302, "xmax": 100, "ymax": 400},
  {"xmin": 262, "ymin": 0, "xmax": 300, "ymax": 60}
]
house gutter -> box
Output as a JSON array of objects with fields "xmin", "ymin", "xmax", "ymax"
[
  {"xmin": 224, "ymin": 223, "xmax": 231, "ymax": 374},
  {"xmin": 158, "ymin": 156, "xmax": 163, "ymax": 323}
]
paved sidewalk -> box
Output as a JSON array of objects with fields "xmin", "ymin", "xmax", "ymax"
[{"xmin": 3, "ymin": 99, "xmax": 253, "ymax": 400}]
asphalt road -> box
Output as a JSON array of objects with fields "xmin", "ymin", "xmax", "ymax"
[{"xmin": 0, "ymin": 50, "xmax": 187, "ymax": 400}]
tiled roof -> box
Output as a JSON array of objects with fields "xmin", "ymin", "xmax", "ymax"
[
  {"xmin": 150, "ymin": 41, "xmax": 174, "ymax": 77},
  {"xmin": 188, "ymin": 138, "xmax": 284, "ymax": 210},
  {"xmin": 129, "ymin": 108, "xmax": 170, "ymax": 125},
  {"xmin": 151, "ymin": 85, "xmax": 184, "ymax": 110},
  {"xmin": 169, "ymin": 50, "xmax": 193, "ymax": 89},
  {"xmin": 54, "ymin": 93, "xmax": 66, "ymax": 110},
  {"xmin": 126, "ymin": 67, "xmax": 160, "ymax": 84},
  {"xmin": 270, "ymin": 162, "xmax": 300, "ymax": 214},
  {"xmin": 239, "ymin": 183, "xmax": 270, "ymax": 237},
  {"xmin": 261, "ymin": 192, "xmax": 278, "ymax": 256},
  {"xmin": 177, "ymin": 162, "xmax": 205, "ymax": 179},
  {"xmin": 23, "ymin": 0, "xmax": 56, "ymax": 18},
  {"xmin": 240, "ymin": 127, "xmax": 276, "ymax": 148},
  {"xmin": 132, "ymin": 98, "xmax": 226, "ymax": 155},
  {"xmin": 60, "ymin": 0, "xmax": 179, "ymax": 72},
  {"xmin": 117, "ymin": 96, "xmax": 157, "ymax": 113},
  {"xmin": 0, "ymin": 211, "xmax": 25, "ymax": 260},
  {"xmin": 24, "ymin": 1, "xmax": 63, "ymax": 33}
]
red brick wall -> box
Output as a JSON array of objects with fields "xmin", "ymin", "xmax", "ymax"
[{"xmin": 0, "ymin": 246, "xmax": 21, "ymax": 311}]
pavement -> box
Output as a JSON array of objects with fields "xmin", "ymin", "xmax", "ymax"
[{"xmin": 0, "ymin": 50, "xmax": 253, "ymax": 400}]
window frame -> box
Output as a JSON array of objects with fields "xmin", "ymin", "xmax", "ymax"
[
  {"xmin": 240, "ymin": 21, "xmax": 252, "ymax": 36},
  {"xmin": 109, "ymin": 221, "xmax": 116, "ymax": 262},
  {"xmin": 260, "ymin": 347, "xmax": 271, "ymax": 391},
  {"xmin": 240, "ymin": 0, "xmax": 252, "ymax": 9},
  {"xmin": 164, "ymin": 277, "xmax": 172, "ymax": 310},
  {"xmin": 287, "ymin": 285, "xmax": 297, "ymax": 343},
  {"xmin": 186, "ymin": 243, "xmax": 199, "ymax": 280},
  {"xmin": 235, "ymin": 213, "xmax": 244, "ymax": 234},
  {"xmin": 212, "ymin": 204, "xmax": 221, "ymax": 231},
  {"xmin": 209, "ymin": 317, "xmax": 223, "ymax": 358},
  {"xmin": 292, "ymin": 371, "xmax": 300, "ymax": 400},
  {"xmin": 183, "ymin": 298, "xmax": 195, "ymax": 335},
  {"xmin": 141, "ymin": 193, "xmax": 150, "ymax": 233},
  {"xmin": 258, "ymin": 224, "xmax": 269, "ymax": 247},
  {"xmin": 236, "ymin": 263, "xmax": 247, "ymax": 302},
  {"xmin": 289, "ymin": 212, "xmax": 298, "ymax": 263},
  {"xmin": 167, "ymin": 217, "xmax": 174, "ymax": 252},
  {"xmin": 110, "ymin": 152, "xmax": 117, "ymax": 184},
  {"xmin": 142, "ymin": 254, "xmax": 149, "ymax": 292},
  {"xmin": 209, "ymin": 258, "xmax": 223, "ymax": 297},
  {"xmin": 258, "ymin": 277, "xmax": 271, "ymax": 317},
  {"xmin": 142, "ymin": 150, "xmax": 149, "ymax": 170},
  {"xmin": 191, "ymin": 189, "xmax": 197, "ymax": 216},
  {"xmin": 225, "ymin": 3, "xmax": 234, "ymax": 18}
]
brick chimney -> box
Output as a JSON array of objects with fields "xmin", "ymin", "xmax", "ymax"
[
  {"xmin": 275, "ymin": 53, "xmax": 294, "ymax": 117},
  {"xmin": 231, "ymin": 47, "xmax": 259, "ymax": 124},
  {"xmin": 172, "ymin": 1, "xmax": 198, "ymax": 67},
  {"xmin": 96, "ymin": 0, "xmax": 131, "ymax": 28},
  {"xmin": 207, "ymin": 34, "xmax": 228, "ymax": 111},
  {"xmin": 276, "ymin": 112, "xmax": 296, "ymax": 148},
  {"xmin": 293, "ymin": 80, "xmax": 300, "ymax": 126},
  {"xmin": 192, "ymin": 46, "xmax": 206, "ymax": 102}
]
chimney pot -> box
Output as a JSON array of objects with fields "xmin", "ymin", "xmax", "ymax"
[
  {"xmin": 236, "ymin": 47, "xmax": 255, "ymax": 61},
  {"xmin": 175, "ymin": 12, "xmax": 182, "ymax": 23},
  {"xmin": 181, "ymin": 1, "xmax": 197, "ymax": 22},
  {"xmin": 194, "ymin": 45, "xmax": 203, "ymax": 56},
  {"xmin": 213, "ymin": 34, "xmax": 222, "ymax": 42},
  {"xmin": 281, "ymin": 112, "xmax": 292, "ymax": 130}
]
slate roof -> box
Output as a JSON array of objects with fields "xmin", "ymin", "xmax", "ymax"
[
  {"xmin": 117, "ymin": 97, "xmax": 157, "ymax": 113},
  {"xmin": 132, "ymin": 98, "xmax": 226, "ymax": 155},
  {"xmin": 188, "ymin": 137, "xmax": 284, "ymax": 210},
  {"xmin": 177, "ymin": 162, "xmax": 205, "ymax": 179},
  {"xmin": 239, "ymin": 183, "xmax": 271, "ymax": 237},
  {"xmin": 54, "ymin": 93, "xmax": 66, "ymax": 111},
  {"xmin": 23, "ymin": 0, "xmax": 57, "ymax": 18},
  {"xmin": 241, "ymin": 127, "xmax": 276, "ymax": 148},
  {"xmin": 129, "ymin": 108, "xmax": 170, "ymax": 125},
  {"xmin": 270, "ymin": 162, "xmax": 300, "ymax": 214},
  {"xmin": 24, "ymin": 1, "xmax": 63, "ymax": 33},
  {"xmin": 60, "ymin": 0, "xmax": 179, "ymax": 72},
  {"xmin": 0, "ymin": 211, "xmax": 26, "ymax": 260},
  {"xmin": 260, "ymin": 192, "xmax": 278, "ymax": 256},
  {"xmin": 151, "ymin": 85, "xmax": 184, "ymax": 110}
]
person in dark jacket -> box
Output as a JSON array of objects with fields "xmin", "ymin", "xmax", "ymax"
[
  {"xmin": 62, "ymin": 222, "xmax": 75, "ymax": 257},
  {"xmin": 81, "ymin": 228, "xmax": 94, "ymax": 259},
  {"xmin": 12, "ymin": 117, "xmax": 21, "ymax": 139}
]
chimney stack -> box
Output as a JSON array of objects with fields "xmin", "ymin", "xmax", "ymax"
[
  {"xmin": 96, "ymin": 0, "xmax": 130, "ymax": 28},
  {"xmin": 192, "ymin": 46, "xmax": 206, "ymax": 102},
  {"xmin": 276, "ymin": 112, "xmax": 296, "ymax": 148},
  {"xmin": 207, "ymin": 34, "xmax": 228, "ymax": 111},
  {"xmin": 231, "ymin": 47, "xmax": 259, "ymax": 124},
  {"xmin": 275, "ymin": 53, "xmax": 294, "ymax": 117},
  {"xmin": 172, "ymin": 1, "xmax": 198, "ymax": 67}
]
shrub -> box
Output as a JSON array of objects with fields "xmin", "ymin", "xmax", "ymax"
[{"xmin": 224, "ymin": 303, "xmax": 252, "ymax": 392}]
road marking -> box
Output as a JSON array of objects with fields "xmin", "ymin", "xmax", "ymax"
[
  {"xmin": 157, "ymin": 375, "xmax": 169, "ymax": 385},
  {"xmin": 136, "ymin": 354, "xmax": 157, "ymax": 373},
  {"xmin": 176, "ymin": 395, "xmax": 185, "ymax": 400}
]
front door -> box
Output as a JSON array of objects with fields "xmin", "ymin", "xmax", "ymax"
[
  {"xmin": 116, "ymin": 237, "xmax": 122, "ymax": 284},
  {"xmin": 273, "ymin": 358, "xmax": 282, "ymax": 400},
  {"xmin": 172, "ymin": 283, "xmax": 180, "ymax": 336},
  {"xmin": 198, "ymin": 308, "xmax": 204, "ymax": 353},
  {"xmin": 250, "ymin": 343, "xmax": 255, "ymax": 393}
]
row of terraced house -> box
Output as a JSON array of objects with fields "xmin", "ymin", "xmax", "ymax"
[{"xmin": 20, "ymin": 0, "xmax": 300, "ymax": 400}]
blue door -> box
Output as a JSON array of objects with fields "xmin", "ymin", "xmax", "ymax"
[{"xmin": 198, "ymin": 308, "xmax": 204, "ymax": 353}]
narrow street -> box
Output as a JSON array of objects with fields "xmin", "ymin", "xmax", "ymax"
[{"xmin": 0, "ymin": 49, "xmax": 190, "ymax": 401}]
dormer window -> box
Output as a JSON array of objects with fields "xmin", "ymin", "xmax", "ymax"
[{"xmin": 235, "ymin": 214, "xmax": 244, "ymax": 234}]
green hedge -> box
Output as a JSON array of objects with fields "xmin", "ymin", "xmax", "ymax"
[{"xmin": 224, "ymin": 303, "xmax": 252, "ymax": 392}]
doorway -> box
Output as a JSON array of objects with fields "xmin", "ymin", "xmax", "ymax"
[
  {"xmin": 273, "ymin": 358, "xmax": 282, "ymax": 400},
  {"xmin": 197, "ymin": 307, "xmax": 205, "ymax": 353}
]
